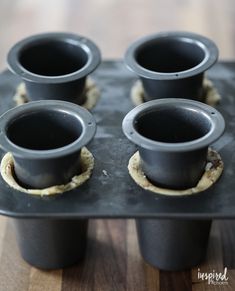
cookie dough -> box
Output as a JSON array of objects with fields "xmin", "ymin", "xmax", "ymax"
[
  {"xmin": 128, "ymin": 148, "xmax": 223, "ymax": 196},
  {"xmin": 0, "ymin": 147, "xmax": 94, "ymax": 196},
  {"xmin": 13, "ymin": 78, "xmax": 100, "ymax": 110},
  {"xmin": 130, "ymin": 78, "xmax": 221, "ymax": 107}
]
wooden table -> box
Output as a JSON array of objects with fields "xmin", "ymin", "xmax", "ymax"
[
  {"xmin": 1, "ymin": 0, "xmax": 235, "ymax": 70},
  {"xmin": 0, "ymin": 218, "xmax": 234, "ymax": 291}
]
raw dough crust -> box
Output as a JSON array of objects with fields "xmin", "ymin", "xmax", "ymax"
[
  {"xmin": 13, "ymin": 78, "xmax": 100, "ymax": 110},
  {"xmin": 131, "ymin": 78, "xmax": 221, "ymax": 107},
  {"xmin": 128, "ymin": 148, "xmax": 223, "ymax": 196},
  {"xmin": 0, "ymin": 147, "xmax": 94, "ymax": 196}
]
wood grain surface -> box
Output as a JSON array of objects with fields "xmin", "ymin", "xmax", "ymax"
[{"xmin": 0, "ymin": 219, "xmax": 234, "ymax": 291}]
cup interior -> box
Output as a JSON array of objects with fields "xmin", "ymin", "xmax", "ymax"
[
  {"xmin": 135, "ymin": 38, "xmax": 206, "ymax": 73},
  {"xmin": 134, "ymin": 107, "xmax": 212, "ymax": 143},
  {"xmin": 6, "ymin": 110, "xmax": 83, "ymax": 150},
  {"xmin": 19, "ymin": 40, "xmax": 88, "ymax": 76}
]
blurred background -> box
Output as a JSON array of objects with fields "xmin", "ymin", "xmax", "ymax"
[{"xmin": 0, "ymin": 0, "xmax": 235, "ymax": 70}]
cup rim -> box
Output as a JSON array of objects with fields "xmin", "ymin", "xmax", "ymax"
[
  {"xmin": 122, "ymin": 98, "xmax": 225, "ymax": 152},
  {"xmin": 0, "ymin": 100, "xmax": 96, "ymax": 159},
  {"xmin": 7, "ymin": 32, "xmax": 101, "ymax": 84},
  {"xmin": 124, "ymin": 31, "xmax": 218, "ymax": 80}
]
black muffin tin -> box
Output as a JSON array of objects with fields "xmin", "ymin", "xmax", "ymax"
[{"xmin": 0, "ymin": 60, "xmax": 235, "ymax": 219}]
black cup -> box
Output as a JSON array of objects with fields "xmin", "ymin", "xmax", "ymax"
[
  {"xmin": 13, "ymin": 218, "xmax": 88, "ymax": 269},
  {"xmin": 125, "ymin": 32, "xmax": 218, "ymax": 101},
  {"xmin": 123, "ymin": 98, "xmax": 225, "ymax": 270},
  {"xmin": 0, "ymin": 100, "xmax": 96, "ymax": 189},
  {"xmin": 136, "ymin": 219, "xmax": 212, "ymax": 271},
  {"xmin": 122, "ymin": 99, "xmax": 224, "ymax": 189},
  {"xmin": 7, "ymin": 32, "xmax": 101, "ymax": 104},
  {"xmin": 0, "ymin": 100, "xmax": 96, "ymax": 269}
]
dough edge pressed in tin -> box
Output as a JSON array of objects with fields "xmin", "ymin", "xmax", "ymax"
[
  {"xmin": 128, "ymin": 148, "xmax": 223, "ymax": 196},
  {"xmin": 13, "ymin": 78, "xmax": 100, "ymax": 110},
  {"xmin": 0, "ymin": 147, "xmax": 94, "ymax": 196},
  {"xmin": 131, "ymin": 78, "xmax": 221, "ymax": 107}
]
